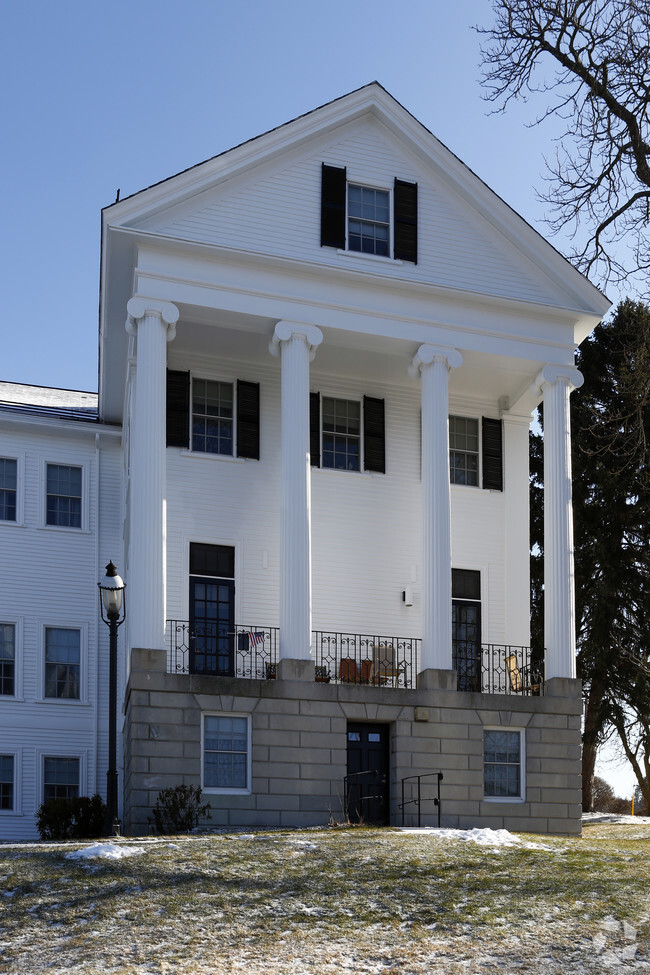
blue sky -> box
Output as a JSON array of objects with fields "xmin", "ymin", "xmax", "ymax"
[
  {"xmin": 0, "ymin": 1, "xmax": 634, "ymax": 796},
  {"xmin": 1, "ymin": 0, "xmax": 577, "ymax": 392}
]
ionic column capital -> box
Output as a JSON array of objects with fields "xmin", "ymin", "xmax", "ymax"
[
  {"xmin": 408, "ymin": 344, "xmax": 462, "ymax": 379},
  {"xmin": 535, "ymin": 364, "xmax": 583, "ymax": 394},
  {"xmin": 125, "ymin": 298, "xmax": 180, "ymax": 342},
  {"xmin": 269, "ymin": 321, "xmax": 323, "ymax": 361}
]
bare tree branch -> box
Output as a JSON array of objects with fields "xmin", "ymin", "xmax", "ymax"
[{"xmin": 477, "ymin": 0, "xmax": 650, "ymax": 290}]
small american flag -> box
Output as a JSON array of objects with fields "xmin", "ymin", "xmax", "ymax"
[{"xmin": 249, "ymin": 631, "xmax": 265, "ymax": 647}]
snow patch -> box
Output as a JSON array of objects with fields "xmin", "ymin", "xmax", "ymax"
[
  {"xmin": 65, "ymin": 842, "xmax": 146, "ymax": 860},
  {"xmin": 397, "ymin": 827, "xmax": 545, "ymax": 848}
]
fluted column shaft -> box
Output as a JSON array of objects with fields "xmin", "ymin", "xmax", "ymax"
[
  {"xmin": 126, "ymin": 298, "xmax": 179, "ymax": 651},
  {"xmin": 410, "ymin": 345, "xmax": 462, "ymax": 672},
  {"xmin": 539, "ymin": 365, "xmax": 583, "ymax": 680},
  {"xmin": 270, "ymin": 322, "xmax": 323, "ymax": 660}
]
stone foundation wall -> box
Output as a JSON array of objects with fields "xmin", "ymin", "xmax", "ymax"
[{"xmin": 123, "ymin": 649, "xmax": 582, "ymax": 836}]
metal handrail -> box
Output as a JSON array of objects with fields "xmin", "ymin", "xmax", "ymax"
[
  {"xmin": 343, "ymin": 769, "xmax": 386, "ymax": 823},
  {"xmin": 400, "ymin": 772, "xmax": 443, "ymax": 827}
]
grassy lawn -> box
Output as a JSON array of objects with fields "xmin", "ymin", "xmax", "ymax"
[{"xmin": 0, "ymin": 822, "xmax": 648, "ymax": 974}]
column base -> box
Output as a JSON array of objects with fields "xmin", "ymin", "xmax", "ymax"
[
  {"xmin": 417, "ymin": 668, "xmax": 457, "ymax": 691},
  {"xmin": 545, "ymin": 676, "xmax": 582, "ymax": 700},
  {"xmin": 277, "ymin": 658, "xmax": 316, "ymax": 682}
]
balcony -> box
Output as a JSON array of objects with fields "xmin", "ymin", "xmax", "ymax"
[{"xmin": 165, "ymin": 621, "xmax": 543, "ymax": 696}]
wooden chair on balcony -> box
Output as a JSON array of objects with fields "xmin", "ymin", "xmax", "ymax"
[
  {"xmin": 506, "ymin": 654, "xmax": 541, "ymax": 695},
  {"xmin": 371, "ymin": 643, "xmax": 405, "ymax": 686},
  {"xmin": 339, "ymin": 658, "xmax": 360, "ymax": 683}
]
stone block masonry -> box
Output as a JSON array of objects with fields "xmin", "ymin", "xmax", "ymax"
[{"xmin": 123, "ymin": 649, "xmax": 582, "ymax": 836}]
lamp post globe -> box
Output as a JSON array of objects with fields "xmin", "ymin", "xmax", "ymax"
[{"xmin": 98, "ymin": 560, "xmax": 125, "ymax": 836}]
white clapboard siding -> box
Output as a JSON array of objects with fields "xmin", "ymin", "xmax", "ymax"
[{"xmin": 138, "ymin": 117, "xmax": 559, "ymax": 307}]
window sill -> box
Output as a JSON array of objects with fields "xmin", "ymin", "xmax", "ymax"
[
  {"xmin": 38, "ymin": 524, "xmax": 90, "ymax": 535},
  {"xmin": 38, "ymin": 698, "xmax": 88, "ymax": 707},
  {"xmin": 483, "ymin": 795, "xmax": 526, "ymax": 804},
  {"xmin": 202, "ymin": 787, "xmax": 251, "ymax": 796},
  {"xmin": 336, "ymin": 249, "xmax": 402, "ymax": 266}
]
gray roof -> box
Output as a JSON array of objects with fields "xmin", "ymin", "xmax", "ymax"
[{"xmin": 0, "ymin": 382, "xmax": 99, "ymax": 422}]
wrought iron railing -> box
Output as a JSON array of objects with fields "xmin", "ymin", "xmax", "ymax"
[
  {"xmin": 454, "ymin": 642, "xmax": 543, "ymax": 696},
  {"xmin": 166, "ymin": 621, "xmax": 278, "ymax": 679},
  {"xmin": 400, "ymin": 772, "xmax": 443, "ymax": 827},
  {"xmin": 165, "ymin": 622, "xmax": 541, "ymax": 695},
  {"xmin": 312, "ymin": 631, "xmax": 418, "ymax": 689}
]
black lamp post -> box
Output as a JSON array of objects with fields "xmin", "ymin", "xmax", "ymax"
[{"xmin": 98, "ymin": 560, "xmax": 126, "ymax": 836}]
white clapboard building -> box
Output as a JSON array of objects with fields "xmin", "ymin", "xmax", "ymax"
[{"xmin": 0, "ymin": 85, "xmax": 609, "ymax": 839}]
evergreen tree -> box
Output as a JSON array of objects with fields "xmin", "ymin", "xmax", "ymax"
[{"xmin": 532, "ymin": 300, "xmax": 650, "ymax": 810}]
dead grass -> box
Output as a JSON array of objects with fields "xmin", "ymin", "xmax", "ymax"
[{"xmin": 0, "ymin": 823, "xmax": 648, "ymax": 974}]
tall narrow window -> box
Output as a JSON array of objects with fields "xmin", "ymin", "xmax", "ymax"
[
  {"xmin": 0, "ymin": 755, "xmax": 14, "ymax": 810},
  {"xmin": 192, "ymin": 380, "xmax": 234, "ymax": 456},
  {"xmin": 484, "ymin": 729, "xmax": 523, "ymax": 799},
  {"xmin": 189, "ymin": 544, "xmax": 235, "ymax": 676},
  {"xmin": 0, "ymin": 624, "xmax": 15, "ymax": 696},
  {"xmin": 0, "ymin": 459, "xmax": 17, "ymax": 522},
  {"xmin": 449, "ymin": 417, "xmax": 479, "ymax": 486},
  {"xmin": 322, "ymin": 397, "xmax": 361, "ymax": 471},
  {"xmin": 43, "ymin": 757, "xmax": 79, "ymax": 803},
  {"xmin": 348, "ymin": 185, "xmax": 390, "ymax": 256},
  {"xmin": 46, "ymin": 465, "xmax": 82, "ymax": 528},
  {"xmin": 45, "ymin": 628, "xmax": 80, "ymax": 700},
  {"xmin": 203, "ymin": 714, "xmax": 249, "ymax": 791}
]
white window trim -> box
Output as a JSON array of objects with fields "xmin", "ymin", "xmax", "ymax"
[
  {"xmin": 0, "ymin": 453, "xmax": 25, "ymax": 526},
  {"xmin": 483, "ymin": 726, "xmax": 526, "ymax": 803},
  {"xmin": 179, "ymin": 536, "xmax": 242, "ymax": 628},
  {"xmin": 0, "ymin": 748, "xmax": 21, "ymax": 815},
  {"xmin": 0, "ymin": 616, "xmax": 23, "ymax": 701},
  {"xmin": 344, "ymin": 180, "xmax": 394, "ymax": 258},
  {"xmin": 449, "ymin": 414, "xmax": 481, "ymax": 490},
  {"xmin": 40, "ymin": 459, "xmax": 90, "ymax": 533},
  {"xmin": 36, "ymin": 749, "xmax": 86, "ymax": 806},
  {"xmin": 38, "ymin": 621, "xmax": 88, "ymax": 705},
  {"xmin": 201, "ymin": 712, "xmax": 252, "ymax": 795},
  {"xmin": 189, "ymin": 376, "xmax": 237, "ymax": 459},
  {"xmin": 318, "ymin": 393, "xmax": 364, "ymax": 474}
]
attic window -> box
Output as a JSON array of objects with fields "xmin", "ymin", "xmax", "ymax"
[{"xmin": 321, "ymin": 164, "xmax": 417, "ymax": 263}]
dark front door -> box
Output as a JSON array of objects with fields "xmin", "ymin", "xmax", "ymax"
[
  {"xmin": 346, "ymin": 723, "xmax": 389, "ymax": 825},
  {"xmin": 189, "ymin": 543, "xmax": 235, "ymax": 676},
  {"xmin": 452, "ymin": 568, "xmax": 482, "ymax": 692}
]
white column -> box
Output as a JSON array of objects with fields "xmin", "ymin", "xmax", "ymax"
[
  {"xmin": 538, "ymin": 364, "xmax": 583, "ymax": 680},
  {"xmin": 409, "ymin": 344, "xmax": 462, "ymax": 672},
  {"xmin": 270, "ymin": 321, "xmax": 323, "ymax": 660},
  {"xmin": 125, "ymin": 298, "xmax": 179, "ymax": 651}
]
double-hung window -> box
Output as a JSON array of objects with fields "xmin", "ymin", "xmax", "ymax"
[
  {"xmin": 192, "ymin": 379, "xmax": 233, "ymax": 456},
  {"xmin": 44, "ymin": 627, "xmax": 80, "ymax": 700},
  {"xmin": 0, "ymin": 755, "xmax": 14, "ymax": 810},
  {"xmin": 43, "ymin": 757, "xmax": 79, "ymax": 803},
  {"xmin": 322, "ymin": 397, "xmax": 361, "ymax": 471},
  {"xmin": 347, "ymin": 185, "xmax": 390, "ymax": 257},
  {"xmin": 166, "ymin": 371, "xmax": 260, "ymax": 460},
  {"xmin": 46, "ymin": 464, "xmax": 82, "ymax": 528},
  {"xmin": 203, "ymin": 714, "xmax": 250, "ymax": 792},
  {"xmin": 483, "ymin": 729, "xmax": 524, "ymax": 800},
  {"xmin": 321, "ymin": 164, "xmax": 417, "ymax": 263},
  {"xmin": 450, "ymin": 416, "xmax": 479, "ymax": 486},
  {"xmin": 0, "ymin": 459, "xmax": 17, "ymax": 522},
  {"xmin": 0, "ymin": 624, "xmax": 15, "ymax": 697},
  {"xmin": 310, "ymin": 393, "xmax": 385, "ymax": 474},
  {"xmin": 449, "ymin": 416, "xmax": 504, "ymax": 491}
]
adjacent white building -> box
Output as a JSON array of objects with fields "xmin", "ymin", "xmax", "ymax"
[{"xmin": 0, "ymin": 84, "xmax": 610, "ymax": 839}]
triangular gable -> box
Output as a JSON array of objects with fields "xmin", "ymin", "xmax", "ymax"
[{"xmin": 104, "ymin": 83, "xmax": 608, "ymax": 318}]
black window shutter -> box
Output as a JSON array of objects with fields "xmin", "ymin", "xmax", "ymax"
[
  {"xmin": 321, "ymin": 164, "xmax": 346, "ymax": 248},
  {"xmin": 394, "ymin": 179, "xmax": 418, "ymax": 263},
  {"xmin": 236, "ymin": 380, "xmax": 260, "ymax": 460},
  {"xmin": 166, "ymin": 370, "xmax": 190, "ymax": 448},
  {"xmin": 363, "ymin": 396, "xmax": 385, "ymax": 474},
  {"xmin": 310, "ymin": 392, "xmax": 321, "ymax": 467},
  {"xmin": 482, "ymin": 417, "xmax": 503, "ymax": 491}
]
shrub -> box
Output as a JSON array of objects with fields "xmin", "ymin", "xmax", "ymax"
[
  {"xmin": 149, "ymin": 784, "xmax": 211, "ymax": 835},
  {"xmin": 36, "ymin": 794, "xmax": 107, "ymax": 841}
]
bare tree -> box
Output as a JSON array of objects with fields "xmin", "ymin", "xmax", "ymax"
[{"xmin": 477, "ymin": 0, "xmax": 650, "ymax": 289}]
